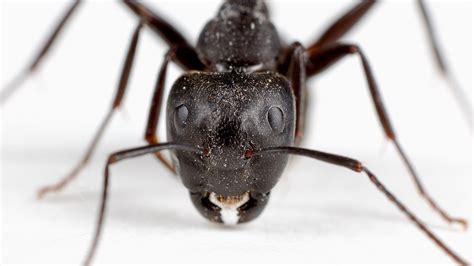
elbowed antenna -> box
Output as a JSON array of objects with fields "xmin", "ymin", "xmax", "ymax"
[
  {"xmin": 83, "ymin": 142, "xmax": 201, "ymax": 266},
  {"xmin": 254, "ymin": 146, "xmax": 469, "ymax": 266}
]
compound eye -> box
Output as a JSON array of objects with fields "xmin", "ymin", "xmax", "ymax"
[
  {"xmin": 267, "ymin": 106, "xmax": 284, "ymax": 132},
  {"xmin": 174, "ymin": 104, "xmax": 189, "ymax": 129}
]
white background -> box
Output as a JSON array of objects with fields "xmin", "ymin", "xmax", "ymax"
[{"xmin": 1, "ymin": 0, "xmax": 472, "ymax": 264}]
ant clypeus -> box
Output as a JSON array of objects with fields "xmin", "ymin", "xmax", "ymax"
[{"xmin": 1, "ymin": 1, "xmax": 471, "ymax": 265}]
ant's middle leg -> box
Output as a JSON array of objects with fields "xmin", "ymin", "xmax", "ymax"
[
  {"xmin": 122, "ymin": 0, "xmax": 205, "ymax": 71},
  {"xmin": 304, "ymin": 42, "xmax": 467, "ymax": 228},
  {"xmin": 307, "ymin": 0, "xmax": 376, "ymax": 52},
  {"xmin": 37, "ymin": 21, "xmax": 144, "ymax": 198}
]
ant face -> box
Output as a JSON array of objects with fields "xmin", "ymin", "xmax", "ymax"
[{"xmin": 167, "ymin": 71, "xmax": 295, "ymax": 224}]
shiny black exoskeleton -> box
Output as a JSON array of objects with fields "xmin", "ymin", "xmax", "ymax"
[
  {"xmin": 168, "ymin": 72, "xmax": 295, "ymax": 223},
  {"xmin": 167, "ymin": 0, "xmax": 295, "ymax": 223}
]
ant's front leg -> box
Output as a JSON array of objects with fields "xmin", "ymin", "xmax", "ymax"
[
  {"xmin": 278, "ymin": 42, "xmax": 307, "ymax": 144},
  {"xmin": 305, "ymin": 42, "xmax": 467, "ymax": 228},
  {"xmin": 143, "ymin": 48, "xmax": 178, "ymax": 173}
]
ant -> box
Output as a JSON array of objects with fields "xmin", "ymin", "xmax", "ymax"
[{"xmin": 1, "ymin": 0, "xmax": 471, "ymax": 265}]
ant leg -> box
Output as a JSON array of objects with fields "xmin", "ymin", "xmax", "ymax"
[
  {"xmin": 83, "ymin": 142, "xmax": 200, "ymax": 265},
  {"xmin": 307, "ymin": 0, "xmax": 376, "ymax": 52},
  {"xmin": 416, "ymin": 0, "xmax": 472, "ymax": 126},
  {"xmin": 2, "ymin": 1, "xmax": 206, "ymax": 105},
  {"xmin": 1, "ymin": 1, "xmax": 82, "ymax": 104},
  {"xmin": 307, "ymin": 0, "xmax": 471, "ymax": 127},
  {"xmin": 122, "ymin": 1, "xmax": 205, "ymax": 71},
  {"xmin": 279, "ymin": 42, "xmax": 307, "ymax": 143},
  {"xmin": 255, "ymin": 146, "xmax": 468, "ymax": 265},
  {"xmin": 305, "ymin": 43, "xmax": 467, "ymax": 228},
  {"xmin": 37, "ymin": 21, "xmax": 144, "ymax": 198},
  {"xmin": 143, "ymin": 49, "xmax": 177, "ymax": 173}
]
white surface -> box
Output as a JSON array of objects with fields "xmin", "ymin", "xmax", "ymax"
[{"xmin": 1, "ymin": 0, "xmax": 472, "ymax": 264}]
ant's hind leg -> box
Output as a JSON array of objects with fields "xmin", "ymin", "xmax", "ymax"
[
  {"xmin": 37, "ymin": 21, "xmax": 144, "ymax": 198},
  {"xmin": 2, "ymin": 1, "xmax": 206, "ymax": 104},
  {"xmin": 305, "ymin": 43, "xmax": 467, "ymax": 228},
  {"xmin": 1, "ymin": 1, "xmax": 81, "ymax": 104},
  {"xmin": 306, "ymin": 0, "xmax": 471, "ymax": 127},
  {"xmin": 416, "ymin": 0, "xmax": 472, "ymax": 126}
]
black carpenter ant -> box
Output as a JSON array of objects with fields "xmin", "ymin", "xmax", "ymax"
[{"xmin": 1, "ymin": 1, "xmax": 471, "ymax": 265}]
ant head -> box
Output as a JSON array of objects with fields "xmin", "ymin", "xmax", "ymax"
[{"xmin": 166, "ymin": 71, "xmax": 295, "ymax": 224}]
